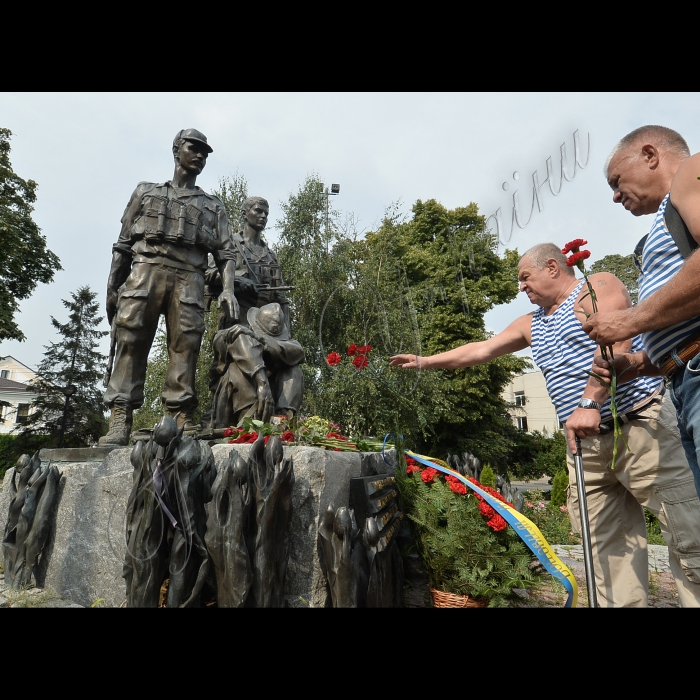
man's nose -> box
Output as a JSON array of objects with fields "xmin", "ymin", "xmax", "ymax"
[{"xmin": 612, "ymin": 190, "xmax": 622, "ymax": 203}]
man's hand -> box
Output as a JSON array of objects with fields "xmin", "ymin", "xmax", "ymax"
[
  {"xmin": 106, "ymin": 287, "xmax": 119, "ymax": 326},
  {"xmin": 389, "ymin": 354, "xmax": 425, "ymax": 369},
  {"xmin": 582, "ymin": 309, "xmax": 639, "ymax": 346},
  {"xmin": 592, "ymin": 351, "xmax": 661, "ymax": 385},
  {"xmin": 566, "ymin": 408, "xmax": 602, "ymax": 453},
  {"xmin": 218, "ymin": 291, "xmax": 240, "ymax": 323}
]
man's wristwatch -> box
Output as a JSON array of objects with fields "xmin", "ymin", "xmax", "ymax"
[{"xmin": 578, "ymin": 398, "xmax": 602, "ymax": 410}]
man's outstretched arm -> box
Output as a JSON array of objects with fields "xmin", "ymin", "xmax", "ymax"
[
  {"xmin": 389, "ymin": 314, "xmax": 532, "ymax": 370},
  {"xmin": 583, "ymin": 153, "xmax": 700, "ymax": 346}
]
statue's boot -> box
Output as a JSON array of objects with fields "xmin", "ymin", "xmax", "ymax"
[
  {"xmin": 98, "ymin": 403, "xmax": 133, "ymax": 446},
  {"xmin": 172, "ymin": 410, "xmax": 199, "ymax": 433}
]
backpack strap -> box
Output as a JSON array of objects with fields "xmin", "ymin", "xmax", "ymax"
[{"xmin": 665, "ymin": 198, "xmax": 698, "ymax": 260}]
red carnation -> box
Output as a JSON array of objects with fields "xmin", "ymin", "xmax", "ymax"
[
  {"xmin": 487, "ymin": 514, "xmax": 508, "ymax": 532},
  {"xmin": 561, "ymin": 239, "xmax": 588, "ymax": 254},
  {"xmin": 406, "ymin": 464, "xmax": 422, "ymax": 474},
  {"xmin": 406, "ymin": 457, "xmax": 419, "ymax": 467},
  {"xmin": 566, "ymin": 250, "xmax": 591, "ymax": 267},
  {"xmin": 223, "ymin": 427, "xmax": 234, "ymax": 438},
  {"xmin": 347, "ymin": 344, "xmax": 358, "ymax": 356},
  {"xmin": 358, "ymin": 344, "xmax": 372, "ymax": 355},
  {"xmin": 478, "ymin": 501, "xmax": 496, "ymax": 519},
  {"xmin": 421, "ymin": 467, "xmax": 439, "ymax": 483},
  {"xmin": 326, "ymin": 432, "xmax": 348, "ymax": 441},
  {"xmin": 352, "ymin": 355, "xmax": 369, "ymax": 370},
  {"xmin": 327, "ymin": 351, "xmax": 342, "ymax": 366},
  {"xmin": 448, "ymin": 480, "xmax": 467, "ymax": 495},
  {"xmin": 280, "ymin": 430, "xmax": 295, "ymax": 443}
]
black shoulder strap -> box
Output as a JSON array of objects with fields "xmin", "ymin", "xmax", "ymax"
[{"xmin": 665, "ymin": 199, "xmax": 697, "ymax": 260}]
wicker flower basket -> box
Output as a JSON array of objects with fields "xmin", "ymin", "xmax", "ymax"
[{"xmin": 429, "ymin": 587, "xmax": 489, "ymax": 608}]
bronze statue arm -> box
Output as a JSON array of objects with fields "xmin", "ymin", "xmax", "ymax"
[
  {"xmin": 218, "ymin": 258, "xmax": 241, "ymax": 323},
  {"xmin": 106, "ymin": 248, "xmax": 133, "ymax": 325}
]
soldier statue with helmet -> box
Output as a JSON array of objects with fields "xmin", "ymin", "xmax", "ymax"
[{"xmin": 99, "ymin": 128, "xmax": 240, "ymax": 446}]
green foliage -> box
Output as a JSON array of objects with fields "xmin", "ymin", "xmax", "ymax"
[
  {"xmin": 0, "ymin": 433, "xmax": 51, "ymax": 480},
  {"xmin": 479, "ymin": 464, "xmax": 496, "ymax": 487},
  {"xmin": 508, "ymin": 429, "xmax": 567, "ymax": 480},
  {"xmin": 19, "ymin": 286, "xmax": 108, "ymax": 447},
  {"xmin": 0, "ymin": 127, "xmax": 62, "ymax": 341},
  {"xmin": 589, "ymin": 254, "xmax": 638, "ymax": 305},
  {"xmin": 396, "ymin": 457, "xmax": 539, "ymax": 606},
  {"xmin": 275, "ymin": 182, "xmax": 529, "ymax": 461},
  {"xmin": 521, "ymin": 490, "xmax": 580, "ymax": 545},
  {"xmin": 549, "ymin": 469, "xmax": 568, "ymax": 508},
  {"xmin": 645, "ymin": 509, "xmax": 666, "ymax": 545}
]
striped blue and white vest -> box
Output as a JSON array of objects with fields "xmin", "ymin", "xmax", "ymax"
[{"xmin": 531, "ymin": 280, "xmax": 662, "ymax": 422}]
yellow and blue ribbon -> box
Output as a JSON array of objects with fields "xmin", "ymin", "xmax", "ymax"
[{"xmin": 383, "ymin": 436, "xmax": 578, "ymax": 607}]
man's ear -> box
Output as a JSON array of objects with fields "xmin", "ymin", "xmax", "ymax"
[
  {"xmin": 641, "ymin": 143, "xmax": 660, "ymax": 170},
  {"xmin": 546, "ymin": 258, "xmax": 559, "ymax": 277}
]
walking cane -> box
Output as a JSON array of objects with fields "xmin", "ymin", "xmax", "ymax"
[{"xmin": 574, "ymin": 436, "xmax": 598, "ymax": 608}]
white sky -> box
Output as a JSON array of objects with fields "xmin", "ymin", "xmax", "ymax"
[{"xmin": 1, "ymin": 91, "xmax": 698, "ymax": 371}]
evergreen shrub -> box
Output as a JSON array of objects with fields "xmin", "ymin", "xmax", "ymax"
[{"xmin": 396, "ymin": 455, "xmax": 539, "ymax": 607}]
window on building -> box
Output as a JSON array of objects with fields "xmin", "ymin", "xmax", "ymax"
[
  {"xmin": 15, "ymin": 403, "xmax": 30, "ymax": 425},
  {"xmin": 559, "ymin": 421, "xmax": 565, "ymax": 430},
  {"xmin": 516, "ymin": 417, "xmax": 528, "ymax": 432},
  {"xmin": 0, "ymin": 370, "xmax": 9, "ymax": 379},
  {"xmin": 514, "ymin": 391, "xmax": 526, "ymax": 407}
]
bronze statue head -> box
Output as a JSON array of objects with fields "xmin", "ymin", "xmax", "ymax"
[
  {"xmin": 240, "ymin": 196, "xmax": 270, "ymax": 231},
  {"xmin": 172, "ymin": 128, "xmax": 212, "ymax": 174}
]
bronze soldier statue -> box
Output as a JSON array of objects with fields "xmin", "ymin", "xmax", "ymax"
[
  {"xmin": 203, "ymin": 196, "xmax": 303, "ymax": 428},
  {"xmin": 209, "ymin": 303, "xmax": 305, "ymax": 427},
  {"xmin": 99, "ymin": 129, "xmax": 239, "ymax": 446},
  {"xmin": 204, "ymin": 196, "xmax": 290, "ymax": 328}
]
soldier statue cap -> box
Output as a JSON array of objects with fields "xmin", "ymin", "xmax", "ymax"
[{"xmin": 173, "ymin": 128, "xmax": 213, "ymax": 154}]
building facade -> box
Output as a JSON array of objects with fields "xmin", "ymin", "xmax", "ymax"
[
  {"xmin": 501, "ymin": 370, "xmax": 561, "ymax": 435},
  {"xmin": 0, "ymin": 356, "xmax": 39, "ymax": 434}
]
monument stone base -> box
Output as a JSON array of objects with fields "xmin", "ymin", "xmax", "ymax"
[{"xmin": 0, "ymin": 443, "xmax": 395, "ymax": 607}]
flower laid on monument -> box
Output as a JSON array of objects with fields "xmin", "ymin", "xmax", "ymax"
[{"xmin": 562, "ymin": 238, "xmax": 626, "ymax": 469}]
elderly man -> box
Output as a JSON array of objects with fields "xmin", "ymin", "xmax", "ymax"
[
  {"xmin": 390, "ymin": 242, "xmax": 700, "ymax": 607},
  {"xmin": 584, "ymin": 127, "xmax": 700, "ymax": 508},
  {"xmin": 100, "ymin": 129, "xmax": 239, "ymax": 445}
]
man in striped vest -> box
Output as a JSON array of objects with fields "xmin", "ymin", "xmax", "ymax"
[
  {"xmin": 585, "ymin": 126, "xmax": 700, "ymax": 542},
  {"xmin": 391, "ymin": 242, "xmax": 700, "ymax": 607}
]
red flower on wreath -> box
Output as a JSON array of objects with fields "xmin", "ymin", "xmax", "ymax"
[
  {"xmin": 407, "ymin": 464, "xmax": 422, "ymax": 474},
  {"xmin": 421, "ymin": 467, "xmax": 439, "ymax": 483},
  {"xmin": 280, "ymin": 430, "xmax": 295, "ymax": 443},
  {"xmin": 327, "ymin": 351, "xmax": 342, "ymax": 366},
  {"xmin": 487, "ymin": 514, "xmax": 508, "ymax": 532},
  {"xmin": 561, "ymin": 239, "xmax": 588, "ymax": 255},
  {"xmin": 347, "ymin": 344, "xmax": 358, "ymax": 356},
  {"xmin": 448, "ymin": 480, "xmax": 467, "ymax": 495},
  {"xmin": 352, "ymin": 355, "xmax": 369, "ymax": 370}
]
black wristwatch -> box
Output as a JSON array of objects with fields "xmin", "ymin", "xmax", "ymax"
[{"xmin": 578, "ymin": 398, "xmax": 602, "ymax": 410}]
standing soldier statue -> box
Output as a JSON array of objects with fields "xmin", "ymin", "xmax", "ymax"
[{"xmin": 99, "ymin": 129, "xmax": 239, "ymax": 446}]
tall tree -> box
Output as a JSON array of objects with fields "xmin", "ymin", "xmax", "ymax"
[
  {"xmin": 18, "ymin": 286, "xmax": 108, "ymax": 447},
  {"xmin": 0, "ymin": 127, "xmax": 62, "ymax": 341}
]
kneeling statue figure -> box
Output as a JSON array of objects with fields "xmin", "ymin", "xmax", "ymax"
[{"xmin": 209, "ymin": 303, "xmax": 304, "ymax": 428}]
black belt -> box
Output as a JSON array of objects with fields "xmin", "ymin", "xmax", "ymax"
[{"xmin": 597, "ymin": 384, "xmax": 665, "ymax": 434}]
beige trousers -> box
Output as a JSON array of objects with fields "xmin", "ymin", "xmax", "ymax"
[{"xmin": 567, "ymin": 391, "xmax": 700, "ymax": 607}]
